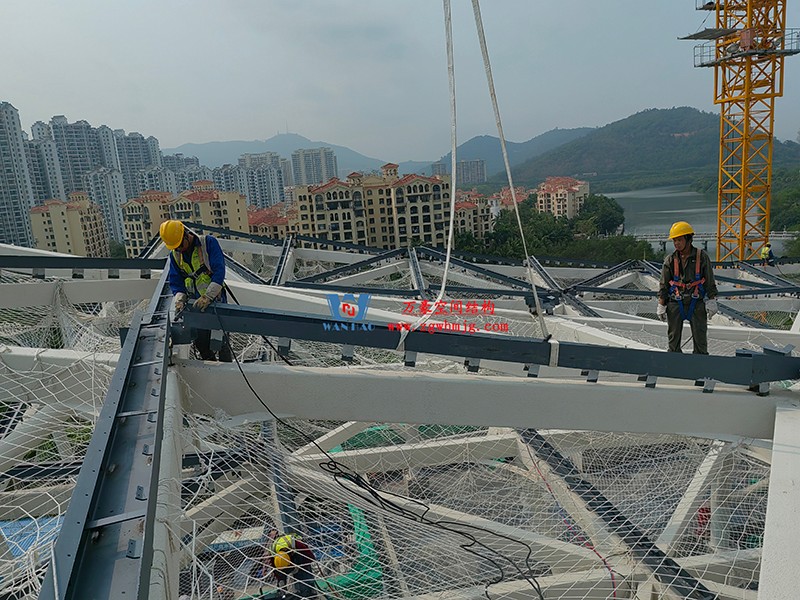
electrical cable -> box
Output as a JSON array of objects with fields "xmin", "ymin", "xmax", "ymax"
[{"xmin": 203, "ymin": 304, "xmax": 546, "ymax": 600}]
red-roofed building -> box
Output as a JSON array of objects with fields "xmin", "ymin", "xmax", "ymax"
[
  {"xmin": 29, "ymin": 193, "xmax": 109, "ymax": 257},
  {"xmin": 453, "ymin": 190, "xmax": 494, "ymax": 240},
  {"xmin": 292, "ymin": 164, "xmax": 452, "ymax": 249},
  {"xmin": 535, "ymin": 177, "xmax": 589, "ymax": 219},
  {"xmin": 248, "ymin": 203, "xmax": 298, "ymax": 239},
  {"xmin": 121, "ymin": 181, "xmax": 248, "ymax": 257}
]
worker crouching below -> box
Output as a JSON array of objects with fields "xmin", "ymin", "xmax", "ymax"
[
  {"xmin": 267, "ymin": 532, "xmax": 317, "ymax": 599},
  {"xmin": 160, "ymin": 219, "xmax": 233, "ymax": 362},
  {"xmin": 657, "ymin": 221, "xmax": 718, "ymax": 354}
]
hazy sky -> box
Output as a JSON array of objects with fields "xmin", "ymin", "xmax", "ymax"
[{"xmin": 4, "ymin": 1, "xmax": 799, "ymax": 161}]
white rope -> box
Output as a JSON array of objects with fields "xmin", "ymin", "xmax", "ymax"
[
  {"xmin": 397, "ymin": 0, "xmax": 459, "ymax": 347},
  {"xmin": 471, "ymin": 0, "xmax": 549, "ymax": 338}
]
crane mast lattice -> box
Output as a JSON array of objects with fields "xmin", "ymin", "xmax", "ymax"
[{"xmin": 686, "ymin": 0, "xmax": 799, "ymax": 261}]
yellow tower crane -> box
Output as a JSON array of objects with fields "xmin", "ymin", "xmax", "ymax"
[{"xmin": 683, "ymin": 1, "xmax": 799, "ymax": 262}]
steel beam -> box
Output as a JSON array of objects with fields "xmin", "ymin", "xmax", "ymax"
[
  {"xmin": 270, "ymin": 235, "xmax": 296, "ymax": 285},
  {"xmin": 295, "ymin": 248, "xmax": 405, "ymax": 283},
  {"xmin": 177, "ymin": 362, "xmax": 785, "ymax": 440},
  {"xmin": 758, "ymin": 400, "xmax": 800, "ymax": 600},
  {"xmin": 181, "ymin": 303, "xmax": 800, "ymax": 386},
  {"xmin": 39, "ymin": 272, "xmax": 172, "ymax": 600},
  {"xmin": 419, "ymin": 247, "xmax": 534, "ymax": 290},
  {"xmin": 520, "ymin": 429, "xmax": 716, "ymax": 600}
]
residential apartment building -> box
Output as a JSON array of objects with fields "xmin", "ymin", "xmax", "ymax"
[
  {"xmin": 431, "ymin": 162, "xmax": 448, "ymax": 177},
  {"xmin": 44, "ymin": 116, "xmax": 162, "ymax": 201},
  {"xmin": 454, "ymin": 190, "xmax": 494, "ymax": 240},
  {"xmin": 212, "ymin": 164, "xmax": 284, "ymax": 208},
  {"xmin": 121, "ymin": 181, "xmax": 248, "ymax": 257},
  {"xmin": 239, "ymin": 152, "xmax": 280, "ymax": 169},
  {"xmin": 49, "ymin": 116, "xmax": 105, "ymax": 195},
  {"xmin": 121, "ymin": 191, "xmax": 171, "ymax": 257},
  {"xmin": 248, "ymin": 203, "xmax": 297, "ymax": 239},
  {"xmin": 83, "ymin": 167, "xmax": 127, "ymax": 242},
  {"xmin": 292, "ymin": 163, "xmax": 451, "ymax": 249},
  {"xmin": 139, "ymin": 166, "xmax": 178, "ymax": 196},
  {"xmin": 291, "ymin": 147, "xmax": 337, "ymax": 185},
  {"xmin": 25, "ymin": 137, "xmax": 66, "ymax": 202},
  {"xmin": 174, "ymin": 166, "xmax": 213, "ymax": 193},
  {"xmin": 114, "ymin": 130, "xmax": 162, "ymax": 199},
  {"xmin": 535, "ymin": 177, "xmax": 589, "ymax": 219},
  {"xmin": 0, "ymin": 102, "xmax": 36, "ymax": 247},
  {"xmin": 163, "ymin": 153, "xmax": 199, "ymax": 172},
  {"xmin": 30, "ymin": 193, "xmax": 109, "ymax": 257},
  {"xmin": 456, "ymin": 159, "xmax": 487, "ymax": 186}
]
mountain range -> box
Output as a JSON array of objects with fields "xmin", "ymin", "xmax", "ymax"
[
  {"xmin": 164, "ymin": 107, "xmax": 800, "ymax": 190},
  {"xmin": 163, "ymin": 128, "xmax": 595, "ymax": 178}
]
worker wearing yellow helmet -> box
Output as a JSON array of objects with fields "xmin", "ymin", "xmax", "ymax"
[
  {"xmin": 656, "ymin": 221, "xmax": 718, "ymax": 354},
  {"xmin": 760, "ymin": 243, "xmax": 775, "ymax": 267},
  {"xmin": 265, "ymin": 532, "xmax": 317, "ymax": 598},
  {"xmin": 160, "ymin": 219, "xmax": 232, "ymax": 362}
]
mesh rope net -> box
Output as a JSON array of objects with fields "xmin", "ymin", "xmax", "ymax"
[{"xmin": 0, "ymin": 258, "xmax": 786, "ymax": 599}]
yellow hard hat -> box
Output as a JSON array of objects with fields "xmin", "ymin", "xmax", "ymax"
[
  {"xmin": 159, "ymin": 220, "xmax": 185, "ymax": 250},
  {"xmin": 273, "ymin": 550, "xmax": 292, "ymax": 570},
  {"xmin": 669, "ymin": 221, "xmax": 694, "ymax": 239}
]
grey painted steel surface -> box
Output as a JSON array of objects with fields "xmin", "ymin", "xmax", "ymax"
[
  {"xmin": 0, "ymin": 255, "xmax": 163, "ymax": 272},
  {"xmin": 270, "ymin": 234, "xmax": 295, "ymax": 285},
  {"xmin": 183, "ymin": 221, "xmax": 284, "ymax": 247},
  {"xmin": 520, "ymin": 429, "xmax": 715, "ymax": 599},
  {"xmin": 420, "ymin": 247, "xmax": 534, "ymax": 290},
  {"xmin": 717, "ymin": 303, "xmax": 774, "ymax": 329},
  {"xmin": 296, "ymin": 248, "xmax": 406, "ymax": 283},
  {"xmin": 739, "ymin": 261, "xmax": 799, "ymax": 288},
  {"xmin": 38, "ymin": 272, "xmax": 172, "ymax": 600},
  {"xmin": 570, "ymin": 259, "xmax": 636, "ymax": 289},
  {"xmin": 526, "ymin": 255, "xmax": 560, "ymax": 291},
  {"xmin": 529, "ymin": 254, "xmax": 600, "ymax": 317},
  {"xmin": 407, "ymin": 247, "xmax": 432, "ymax": 300},
  {"xmin": 181, "ymin": 303, "xmax": 800, "ymax": 386}
]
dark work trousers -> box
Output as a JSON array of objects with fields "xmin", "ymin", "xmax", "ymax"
[
  {"xmin": 193, "ymin": 329, "xmax": 233, "ymax": 362},
  {"xmin": 666, "ymin": 298, "xmax": 708, "ymax": 354}
]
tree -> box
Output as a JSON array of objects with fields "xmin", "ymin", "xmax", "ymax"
[
  {"xmin": 575, "ymin": 194, "xmax": 624, "ymax": 235},
  {"xmin": 109, "ymin": 240, "xmax": 127, "ymax": 258}
]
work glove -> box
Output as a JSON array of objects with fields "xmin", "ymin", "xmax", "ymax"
[
  {"xmin": 194, "ymin": 295, "xmax": 213, "ymax": 311},
  {"xmin": 174, "ymin": 292, "xmax": 187, "ymax": 313},
  {"xmin": 705, "ymin": 298, "xmax": 718, "ymax": 318},
  {"xmin": 656, "ymin": 303, "xmax": 667, "ymax": 322}
]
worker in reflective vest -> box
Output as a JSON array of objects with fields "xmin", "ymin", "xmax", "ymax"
[
  {"xmin": 160, "ymin": 220, "xmax": 232, "ymax": 362},
  {"xmin": 760, "ymin": 243, "xmax": 775, "ymax": 267},
  {"xmin": 268, "ymin": 533, "xmax": 317, "ymax": 599},
  {"xmin": 657, "ymin": 221, "xmax": 718, "ymax": 354}
]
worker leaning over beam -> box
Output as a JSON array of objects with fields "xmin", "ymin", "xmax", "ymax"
[
  {"xmin": 656, "ymin": 221, "xmax": 718, "ymax": 354},
  {"xmin": 264, "ymin": 531, "xmax": 318, "ymax": 599},
  {"xmin": 159, "ymin": 219, "xmax": 233, "ymax": 362}
]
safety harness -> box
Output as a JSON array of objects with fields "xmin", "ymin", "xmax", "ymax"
[
  {"xmin": 669, "ymin": 247, "xmax": 705, "ymax": 321},
  {"xmin": 173, "ymin": 238, "xmax": 213, "ymax": 297}
]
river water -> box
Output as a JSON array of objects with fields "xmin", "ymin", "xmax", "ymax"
[{"xmin": 606, "ymin": 184, "xmax": 780, "ymax": 258}]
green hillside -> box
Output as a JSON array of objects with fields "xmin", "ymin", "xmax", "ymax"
[
  {"xmin": 505, "ymin": 107, "xmax": 800, "ymax": 192},
  {"xmin": 436, "ymin": 127, "xmax": 593, "ymax": 177}
]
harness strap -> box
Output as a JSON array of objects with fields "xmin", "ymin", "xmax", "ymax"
[{"xmin": 669, "ymin": 247, "xmax": 706, "ymax": 321}]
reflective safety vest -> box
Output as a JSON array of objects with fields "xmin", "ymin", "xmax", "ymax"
[
  {"xmin": 761, "ymin": 246, "xmax": 771, "ymax": 260},
  {"xmin": 172, "ymin": 235, "xmax": 213, "ymax": 298},
  {"xmin": 273, "ymin": 533, "xmax": 301, "ymax": 554},
  {"xmin": 669, "ymin": 247, "xmax": 706, "ymax": 321}
]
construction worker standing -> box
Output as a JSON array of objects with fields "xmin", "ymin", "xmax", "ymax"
[
  {"xmin": 657, "ymin": 221, "xmax": 718, "ymax": 354},
  {"xmin": 268, "ymin": 532, "xmax": 317, "ymax": 599},
  {"xmin": 160, "ymin": 220, "xmax": 233, "ymax": 362}
]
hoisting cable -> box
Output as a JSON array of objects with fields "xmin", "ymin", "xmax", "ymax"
[
  {"xmin": 470, "ymin": 0, "xmax": 549, "ymax": 339},
  {"xmin": 396, "ymin": 0, "xmax": 461, "ymax": 348}
]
